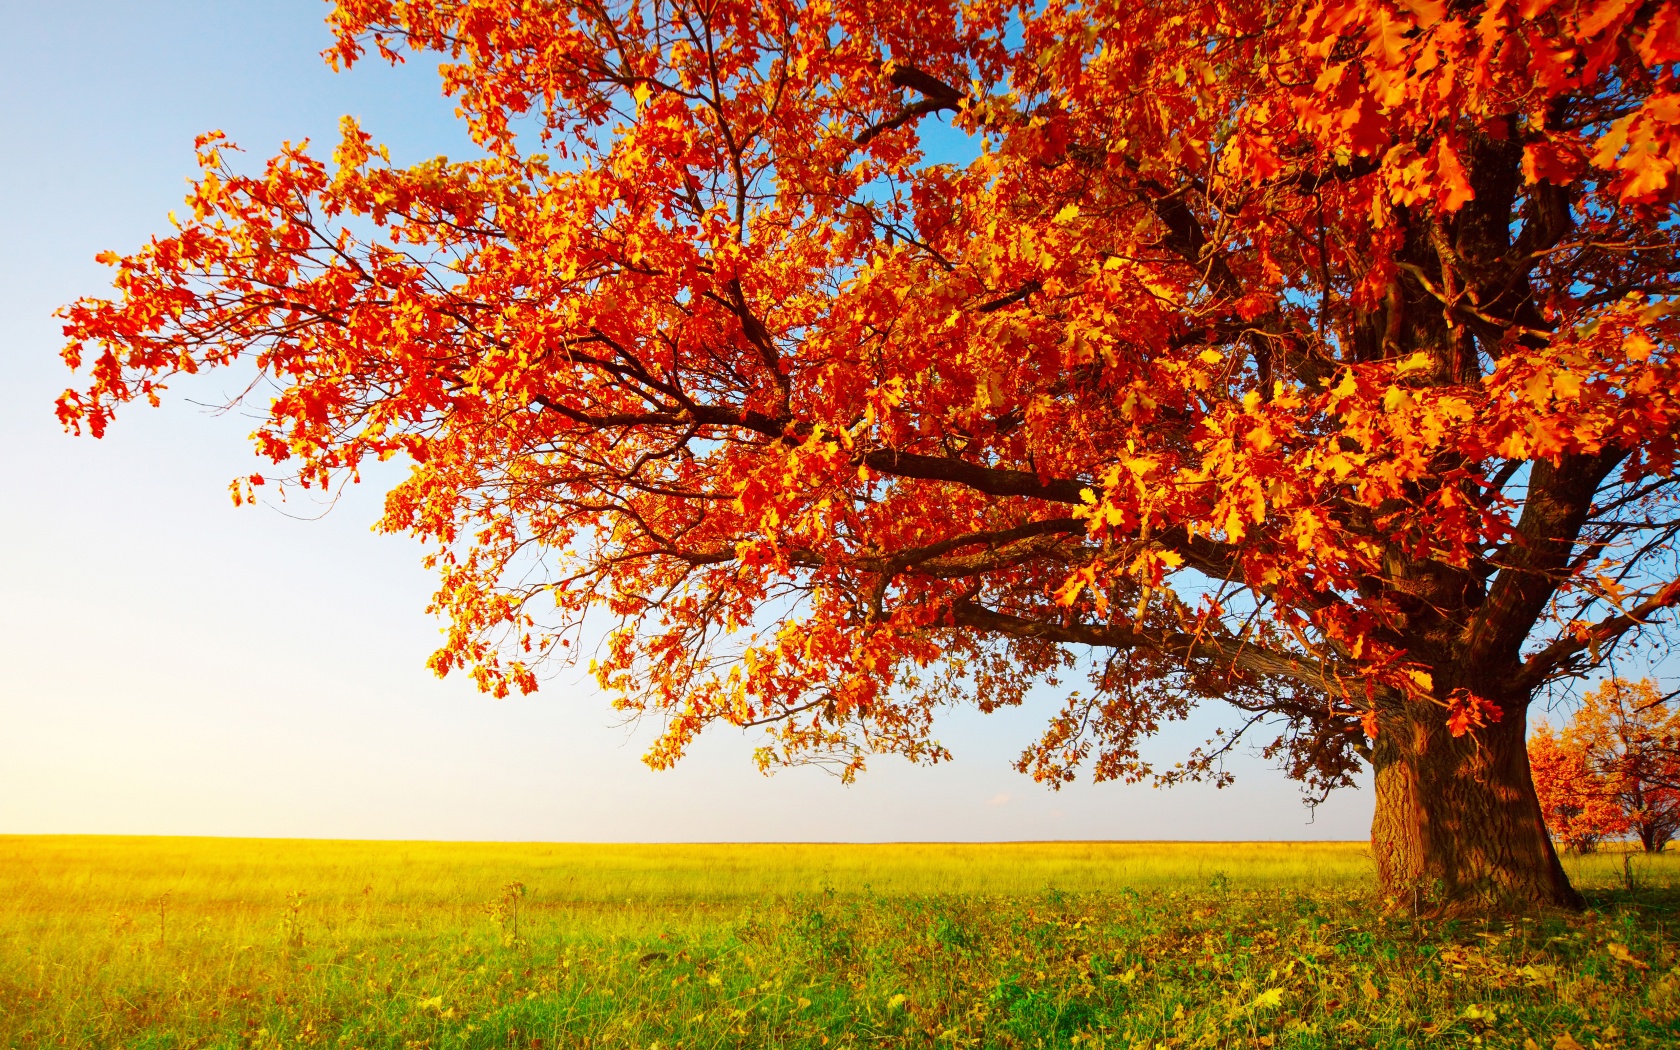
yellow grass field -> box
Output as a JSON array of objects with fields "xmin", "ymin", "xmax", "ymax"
[{"xmin": 2, "ymin": 836, "xmax": 1676, "ymax": 1048}]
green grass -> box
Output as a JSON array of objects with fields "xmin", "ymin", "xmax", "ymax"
[{"xmin": 2, "ymin": 836, "xmax": 1676, "ymax": 1049}]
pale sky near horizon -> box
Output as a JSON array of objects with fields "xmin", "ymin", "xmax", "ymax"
[{"xmin": 0, "ymin": 0, "xmax": 1384, "ymax": 843}]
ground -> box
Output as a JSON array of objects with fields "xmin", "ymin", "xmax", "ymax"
[{"xmin": 1, "ymin": 837, "xmax": 1674, "ymax": 1048}]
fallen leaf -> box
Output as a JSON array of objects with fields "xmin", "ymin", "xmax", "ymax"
[{"xmin": 1607, "ymin": 942, "xmax": 1649, "ymax": 969}]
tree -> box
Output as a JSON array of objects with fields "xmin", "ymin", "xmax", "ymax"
[
  {"xmin": 1572, "ymin": 677, "xmax": 1680, "ymax": 852},
  {"xmin": 57, "ymin": 0, "xmax": 1680, "ymax": 911},
  {"xmin": 1528, "ymin": 718, "xmax": 1628, "ymax": 854}
]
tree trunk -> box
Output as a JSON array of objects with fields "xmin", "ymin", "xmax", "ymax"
[
  {"xmin": 1638, "ymin": 818, "xmax": 1671, "ymax": 854},
  {"xmin": 1370, "ymin": 698, "xmax": 1583, "ymax": 913}
]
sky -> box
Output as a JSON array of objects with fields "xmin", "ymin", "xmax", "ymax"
[{"xmin": 0, "ymin": 0, "xmax": 1375, "ymax": 843}]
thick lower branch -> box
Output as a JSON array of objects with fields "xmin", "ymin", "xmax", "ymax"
[
  {"xmin": 860, "ymin": 448, "xmax": 1086, "ymax": 503},
  {"xmin": 1467, "ymin": 449, "xmax": 1627, "ymax": 669},
  {"xmin": 950, "ymin": 600, "xmax": 1346, "ymax": 696},
  {"xmin": 1514, "ymin": 576, "xmax": 1680, "ymax": 691}
]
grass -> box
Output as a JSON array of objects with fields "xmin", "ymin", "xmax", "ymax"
[{"xmin": 1, "ymin": 835, "xmax": 1676, "ymax": 1049}]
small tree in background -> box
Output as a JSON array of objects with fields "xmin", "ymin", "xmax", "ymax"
[
  {"xmin": 1531, "ymin": 677, "xmax": 1680, "ymax": 854},
  {"xmin": 1575, "ymin": 678, "xmax": 1680, "ymax": 853},
  {"xmin": 1528, "ymin": 722, "xmax": 1627, "ymax": 854}
]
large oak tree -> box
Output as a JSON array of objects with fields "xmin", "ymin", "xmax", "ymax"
[{"xmin": 61, "ymin": 0, "xmax": 1680, "ymax": 910}]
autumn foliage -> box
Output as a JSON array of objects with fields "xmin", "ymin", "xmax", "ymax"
[
  {"xmin": 1528, "ymin": 720, "xmax": 1630, "ymax": 854},
  {"xmin": 59, "ymin": 1, "xmax": 1680, "ymax": 908},
  {"xmin": 1531, "ymin": 677, "xmax": 1680, "ymax": 853}
]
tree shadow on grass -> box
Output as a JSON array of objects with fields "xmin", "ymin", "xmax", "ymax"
[{"xmin": 1581, "ymin": 884, "xmax": 1680, "ymax": 921}]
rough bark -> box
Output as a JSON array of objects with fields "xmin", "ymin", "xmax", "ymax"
[{"xmin": 1371, "ymin": 696, "xmax": 1582, "ymax": 913}]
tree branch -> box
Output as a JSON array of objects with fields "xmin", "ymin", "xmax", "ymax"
[
  {"xmin": 1514, "ymin": 577, "xmax": 1680, "ymax": 691},
  {"xmin": 949, "ymin": 601, "xmax": 1348, "ymax": 697}
]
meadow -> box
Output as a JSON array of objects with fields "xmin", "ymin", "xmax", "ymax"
[{"xmin": 1, "ymin": 836, "xmax": 1675, "ymax": 1049}]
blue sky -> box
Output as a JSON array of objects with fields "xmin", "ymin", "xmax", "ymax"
[{"xmin": 0, "ymin": 0, "xmax": 1373, "ymax": 842}]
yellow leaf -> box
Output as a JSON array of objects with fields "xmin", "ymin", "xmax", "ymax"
[
  {"xmin": 632, "ymin": 82, "xmax": 653, "ymax": 107},
  {"xmin": 1054, "ymin": 203, "xmax": 1080, "ymax": 224},
  {"xmin": 1394, "ymin": 351, "xmax": 1433, "ymax": 375},
  {"xmin": 1406, "ymin": 669, "xmax": 1434, "ymax": 694},
  {"xmin": 1222, "ymin": 505, "xmax": 1248, "ymax": 543},
  {"xmin": 1553, "ymin": 1035, "xmax": 1586, "ymax": 1050},
  {"xmin": 1328, "ymin": 370, "xmax": 1359, "ymax": 411},
  {"xmin": 1250, "ymin": 987, "xmax": 1286, "ymax": 1011},
  {"xmin": 1520, "ymin": 962, "xmax": 1558, "ymax": 985},
  {"xmin": 1199, "ymin": 349, "xmax": 1223, "ymax": 365},
  {"xmin": 1365, "ymin": 9, "xmax": 1410, "ymax": 65},
  {"xmin": 1607, "ymin": 942, "xmax": 1649, "ymax": 969},
  {"xmin": 1142, "ymin": 279, "xmax": 1179, "ymax": 302}
]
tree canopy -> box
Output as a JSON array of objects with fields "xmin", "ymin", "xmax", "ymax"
[{"xmin": 60, "ymin": 0, "xmax": 1680, "ymax": 909}]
